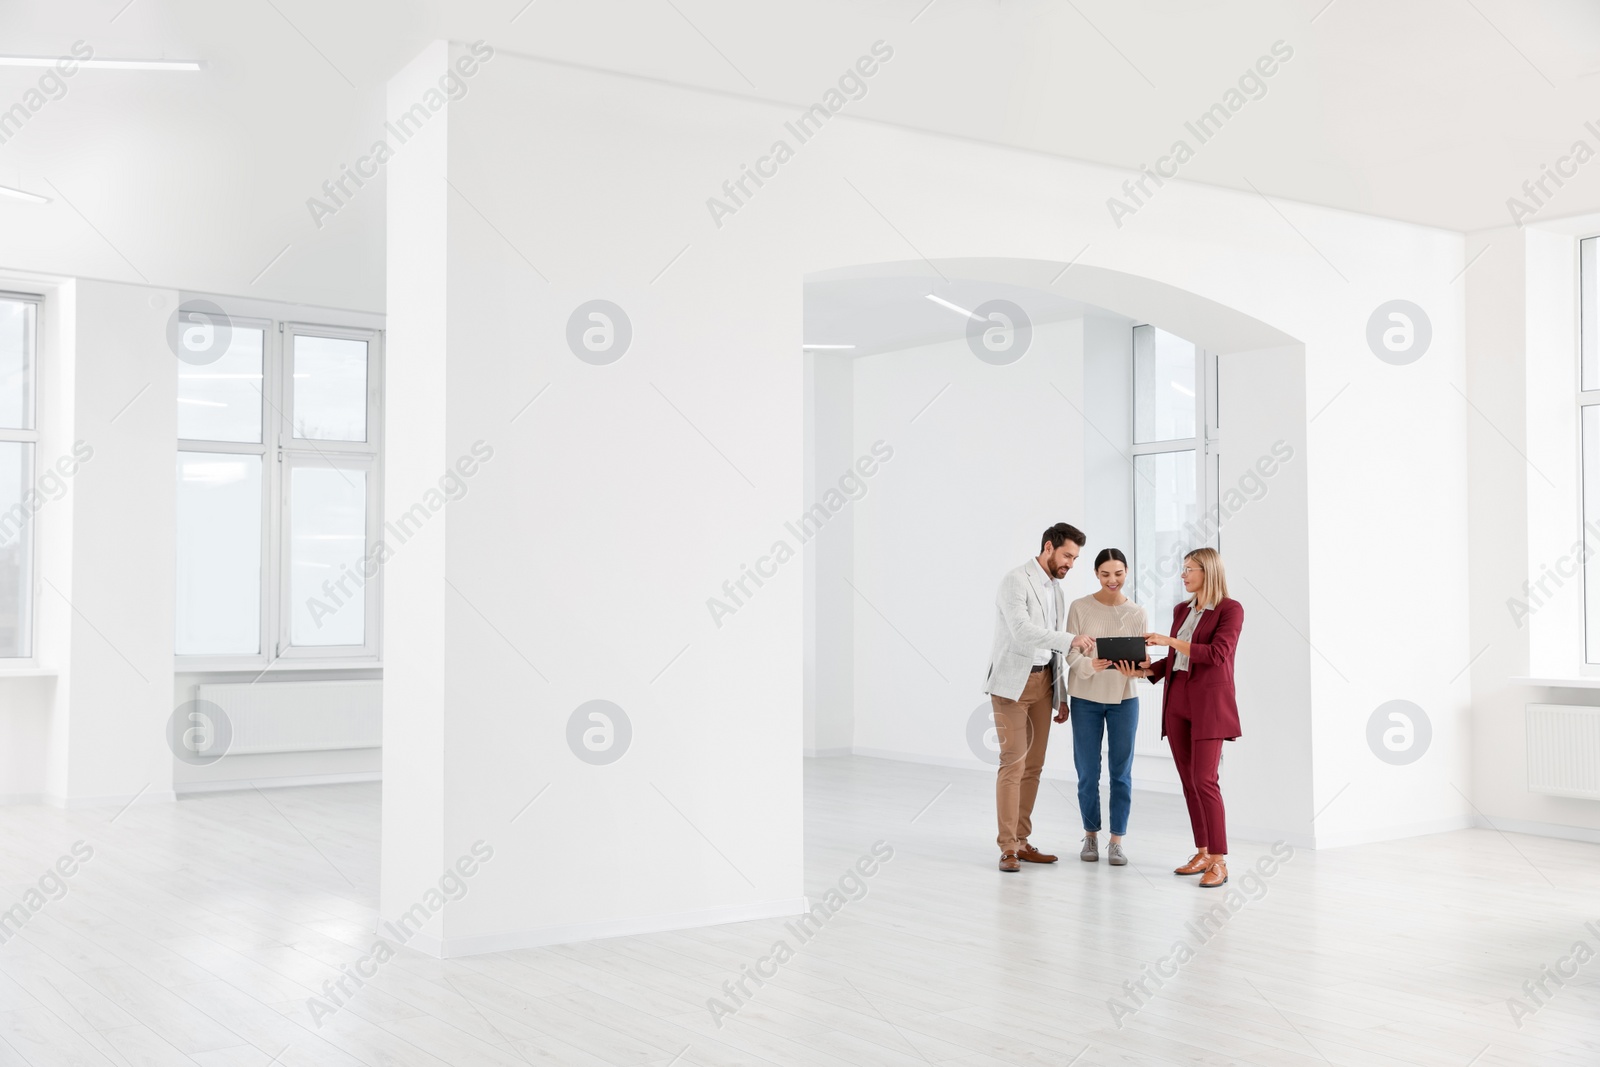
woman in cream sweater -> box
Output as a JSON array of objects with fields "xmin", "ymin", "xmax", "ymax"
[{"xmin": 1054, "ymin": 548, "xmax": 1147, "ymax": 866}]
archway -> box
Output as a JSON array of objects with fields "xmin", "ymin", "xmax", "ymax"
[{"xmin": 801, "ymin": 257, "xmax": 1313, "ymax": 848}]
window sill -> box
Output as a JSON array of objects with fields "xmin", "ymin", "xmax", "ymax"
[
  {"xmin": 176, "ymin": 659, "xmax": 382, "ymax": 674},
  {"xmin": 0, "ymin": 666, "xmax": 58, "ymax": 678},
  {"xmin": 1510, "ymin": 676, "xmax": 1600, "ymax": 689}
]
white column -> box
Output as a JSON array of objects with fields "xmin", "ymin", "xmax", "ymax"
[{"xmin": 382, "ymin": 41, "xmax": 806, "ymax": 954}]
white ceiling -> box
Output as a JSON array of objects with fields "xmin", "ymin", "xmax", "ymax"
[{"xmin": 2, "ymin": 0, "xmax": 1598, "ymax": 310}]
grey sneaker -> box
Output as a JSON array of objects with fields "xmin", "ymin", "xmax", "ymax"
[
  {"xmin": 1107, "ymin": 842, "xmax": 1128, "ymax": 866},
  {"xmin": 1080, "ymin": 835, "xmax": 1099, "ymax": 862}
]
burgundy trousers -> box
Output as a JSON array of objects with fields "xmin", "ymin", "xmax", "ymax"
[{"xmin": 1164, "ymin": 671, "xmax": 1228, "ymax": 855}]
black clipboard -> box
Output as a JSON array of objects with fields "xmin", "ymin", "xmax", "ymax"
[{"xmin": 1095, "ymin": 636, "xmax": 1146, "ymax": 666}]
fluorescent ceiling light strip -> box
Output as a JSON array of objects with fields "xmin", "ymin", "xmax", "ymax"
[
  {"xmin": 924, "ymin": 293, "xmax": 982, "ymax": 321},
  {"xmin": 802, "ymin": 344, "xmax": 856, "ymax": 350},
  {"xmin": 0, "ymin": 55, "xmax": 204, "ymax": 70},
  {"xmin": 0, "ymin": 184, "xmax": 49, "ymax": 204}
]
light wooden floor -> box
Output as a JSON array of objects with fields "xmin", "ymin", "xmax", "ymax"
[{"xmin": 0, "ymin": 757, "xmax": 1594, "ymax": 1066}]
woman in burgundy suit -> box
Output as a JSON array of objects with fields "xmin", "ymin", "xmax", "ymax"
[{"xmin": 1116, "ymin": 547, "xmax": 1243, "ymax": 888}]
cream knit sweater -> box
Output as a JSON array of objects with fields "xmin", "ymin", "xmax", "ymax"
[{"xmin": 1064, "ymin": 594, "xmax": 1149, "ymax": 703}]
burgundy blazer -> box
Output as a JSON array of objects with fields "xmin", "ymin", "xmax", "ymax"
[{"xmin": 1147, "ymin": 597, "xmax": 1243, "ymax": 741}]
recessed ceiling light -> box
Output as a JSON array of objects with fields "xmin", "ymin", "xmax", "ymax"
[
  {"xmin": 0, "ymin": 184, "xmax": 49, "ymax": 204},
  {"xmin": 925, "ymin": 293, "xmax": 982, "ymax": 321},
  {"xmin": 0, "ymin": 55, "xmax": 204, "ymax": 70},
  {"xmin": 802, "ymin": 344, "xmax": 856, "ymax": 350}
]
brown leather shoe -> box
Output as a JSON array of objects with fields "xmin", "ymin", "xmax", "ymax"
[
  {"xmin": 1018, "ymin": 843, "xmax": 1058, "ymax": 863},
  {"xmin": 1174, "ymin": 850, "xmax": 1210, "ymax": 876},
  {"xmin": 999, "ymin": 851, "xmax": 1021, "ymax": 872},
  {"xmin": 1199, "ymin": 859, "xmax": 1229, "ymax": 888}
]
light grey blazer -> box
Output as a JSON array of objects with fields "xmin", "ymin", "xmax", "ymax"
[{"xmin": 982, "ymin": 562, "xmax": 1079, "ymax": 703}]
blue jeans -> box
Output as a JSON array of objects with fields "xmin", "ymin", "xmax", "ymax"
[{"xmin": 1070, "ymin": 696, "xmax": 1139, "ymax": 836}]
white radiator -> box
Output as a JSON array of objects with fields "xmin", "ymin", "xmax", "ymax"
[
  {"xmin": 1527, "ymin": 703, "xmax": 1600, "ymax": 800},
  {"xmin": 195, "ymin": 680, "xmax": 382, "ymax": 756}
]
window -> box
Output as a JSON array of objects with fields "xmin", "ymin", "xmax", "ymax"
[
  {"xmin": 1131, "ymin": 324, "xmax": 1218, "ymax": 630},
  {"xmin": 1582, "ymin": 236, "xmax": 1600, "ymax": 663},
  {"xmin": 176, "ymin": 311, "xmax": 382, "ymax": 666},
  {"xmin": 0, "ymin": 295, "xmax": 37, "ymax": 659},
  {"xmin": 1583, "ymin": 236, "xmax": 1598, "ymax": 392}
]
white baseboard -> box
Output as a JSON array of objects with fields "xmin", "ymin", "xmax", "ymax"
[
  {"xmin": 0, "ymin": 789, "xmax": 181, "ymax": 809},
  {"xmin": 1470, "ymin": 814, "xmax": 1600, "ymax": 845},
  {"xmin": 1230, "ymin": 822, "xmax": 1316, "ymax": 851},
  {"xmin": 1310, "ymin": 813, "xmax": 1476, "ymax": 850},
  {"xmin": 839, "ymin": 746, "xmax": 1183, "ymax": 795},
  {"xmin": 175, "ymin": 771, "xmax": 382, "ymax": 796},
  {"xmin": 401, "ymin": 896, "xmax": 811, "ymax": 958},
  {"xmin": 803, "ymin": 747, "xmax": 853, "ymax": 758}
]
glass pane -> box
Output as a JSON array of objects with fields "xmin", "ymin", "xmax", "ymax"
[
  {"xmin": 1583, "ymin": 237, "xmax": 1598, "ymax": 392},
  {"xmin": 1133, "ymin": 324, "xmax": 1197, "ymax": 443},
  {"xmin": 177, "ymin": 327, "xmax": 264, "ymax": 443},
  {"xmin": 0, "ymin": 442, "xmax": 34, "ymax": 657},
  {"xmin": 0, "ymin": 298, "xmax": 35, "ymax": 431},
  {"xmin": 290, "ymin": 463, "xmax": 367, "ymax": 647},
  {"xmin": 1134, "ymin": 449, "xmax": 1198, "ymax": 634},
  {"xmin": 1586, "ymin": 407, "xmax": 1600, "ymax": 663},
  {"xmin": 176, "ymin": 452, "xmax": 262, "ymax": 656},
  {"xmin": 293, "ymin": 335, "xmax": 368, "ymax": 441}
]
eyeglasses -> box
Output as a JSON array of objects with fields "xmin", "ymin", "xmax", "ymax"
[{"xmin": 1181, "ymin": 566, "xmax": 1202, "ymax": 574}]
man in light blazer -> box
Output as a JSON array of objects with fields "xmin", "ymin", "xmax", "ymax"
[{"xmin": 984, "ymin": 522, "xmax": 1095, "ymax": 872}]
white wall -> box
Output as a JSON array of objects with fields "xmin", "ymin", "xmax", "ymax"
[
  {"xmin": 847, "ymin": 321, "xmax": 1091, "ymax": 764},
  {"xmin": 383, "ymin": 40, "xmax": 811, "ymax": 954},
  {"xmin": 381, "ymin": 41, "xmax": 451, "ymax": 947},
  {"xmin": 0, "ymin": 277, "xmax": 179, "ymax": 807},
  {"xmin": 1082, "ymin": 314, "xmax": 1133, "ymax": 555},
  {"xmin": 0, "ymin": 275, "xmax": 180, "ymax": 809},
  {"xmin": 804, "ymin": 352, "xmax": 855, "ymax": 756},
  {"xmin": 1213, "ymin": 344, "xmax": 1313, "ymax": 843}
]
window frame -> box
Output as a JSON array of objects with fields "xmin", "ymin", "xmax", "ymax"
[
  {"xmin": 176, "ymin": 306, "xmax": 384, "ymax": 672},
  {"xmin": 1130, "ymin": 324, "xmax": 1221, "ymax": 619},
  {"xmin": 1579, "ymin": 235, "xmax": 1600, "ymax": 666},
  {"xmin": 0, "ymin": 291, "xmax": 40, "ymax": 663}
]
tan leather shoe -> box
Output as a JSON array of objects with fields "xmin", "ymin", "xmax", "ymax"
[
  {"xmin": 1018, "ymin": 843, "xmax": 1058, "ymax": 863},
  {"xmin": 999, "ymin": 851, "xmax": 1021, "ymax": 872},
  {"xmin": 1174, "ymin": 850, "xmax": 1210, "ymax": 875},
  {"xmin": 1199, "ymin": 859, "xmax": 1229, "ymax": 888}
]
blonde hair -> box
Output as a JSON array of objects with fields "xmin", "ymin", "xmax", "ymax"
[{"xmin": 1184, "ymin": 547, "xmax": 1228, "ymax": 610}]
